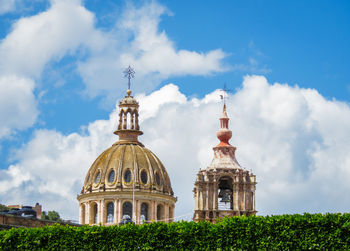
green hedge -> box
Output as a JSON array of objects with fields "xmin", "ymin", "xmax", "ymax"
[{"xmin": 1, "ymin": 213, "xmax": 349, "ymax": 250}]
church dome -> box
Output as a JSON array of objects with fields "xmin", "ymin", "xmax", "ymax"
[
  {"xmin": 78, "ymin": 73, "xmax": 176, "ymax": 226},
  {"xmin": 82, "ymin": 143, "xmax": 173, "ymax": 195}
]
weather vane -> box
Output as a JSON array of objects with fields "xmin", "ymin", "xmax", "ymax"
[
  {"xmin": 220, "ymin": 83, "xmax": 232, "ymax": 105},
  {"xmin": 123, "ymin": 65, "xmax": 135, "ymax": 90}
]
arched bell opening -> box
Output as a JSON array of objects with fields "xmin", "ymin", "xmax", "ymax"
[{"xmin": 218, "ymin": 177, "xmax": 233, "ymax": 210}]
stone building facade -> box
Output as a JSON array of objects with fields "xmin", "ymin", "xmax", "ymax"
[
  {"xmin": 193, "ymin": 104, "xmax": 257, "ymax": 222},
  {"xmin": 77, "ymin": 88, "xmax": 176, "ymax": 225}
]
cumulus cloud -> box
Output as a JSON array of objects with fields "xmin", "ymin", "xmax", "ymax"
[
  {"xmin": 0, "ymin": 75, "xmax": 38, "ymax": 138},
  {"xmin": 1, "ymin": 76, "xmax": 350, "ymax": 220},
  {"xmin": 0, "ymin": 0, "xmax": 16, "ymax": 15},
  {"xmin": 77, "ymin": 1, "xmax": 229, "ymax": 102},
  {"xmin": 0, "ymin": 0, "xmax": 102, "ymax": 78},
  {"xmin": 0, "ymin": 113, "xmax": 117, "ymax": 218},
  {"xmin": 0, "ymin": 0, "xmax": 228, "ymax": 138},
  {"xmin": 0, "ymin": 0, "xmax": 104, "ymax": 138}
]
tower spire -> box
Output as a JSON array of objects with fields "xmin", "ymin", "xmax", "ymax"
[{"xmin": 216, "ymin": 103, "xmax": 232, "ymax": 147}]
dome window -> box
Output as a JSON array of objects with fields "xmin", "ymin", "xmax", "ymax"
[
  {"xmin": 93, "ymin": 203, "xmax": 98, "ymax": 224},
  {"xmin": 108, "ymin": 170, "xmax": 115, "ymax": 183},
  {"xmin": 124, "ymin": 170, "xmax": 132, "ymax": 183},
  {"xmin": 122, "ymin": 201, "xmax": 132, "ymax": 219},
  {"xmin": 107, "ymin": 202, "xmax": 114, "ymax": 223},
  {"xmin": 140, "ymin": 203, "xmax": 148, "ymax": 223},
  {"xmin": 141, "ymin": 170, "xmax": 148, "ymax": 184},
  {"xmin": 94, "ymin": 171, "xmax": 101, "ymax": 184},
  {"xmin": 155, "ymin": 172, "xmax": 161, "ymax": 186}
]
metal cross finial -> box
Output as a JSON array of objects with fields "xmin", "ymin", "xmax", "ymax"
[
  {"xmin": 123, "ymin": 65, "xmax": 135, "ymax": 90},
  {"xmin": 220, "ymin": 83, "xmax": 232, "ymax": 105}
]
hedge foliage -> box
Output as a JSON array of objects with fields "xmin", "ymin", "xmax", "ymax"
[{"xmin": 1, "ymin": 213, "xmax": 349, "ymax": 250}]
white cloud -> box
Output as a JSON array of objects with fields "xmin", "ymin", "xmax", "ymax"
[
  {"xmin": 78, "ymin": 1, "xmax": 229, "ymax": 102},
  {"xmin": 0, "ymin": 113, "xmax": 117, "ymax": 218},
  {"xmin": 0, "ymin": 0, "xmax": 16, "ymax": 15},
  {"xmin": 1, "ymin": 76, "xmax": 350, "ymax": 220},
  {"xmin": 0, "ymin": 0, "xmax": 103, "ymax": 138},
  {"xmin": 0, "ymin": 0, "xmax": 228, "ymax": 138},
  {"xmin": 0, "ymin": 0, "xmax": 102, "ymax": 78},
  {"xmin": 0, "ymin": 75, "xmax": 38, "ymax": 138}
]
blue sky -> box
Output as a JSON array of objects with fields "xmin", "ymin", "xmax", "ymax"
[{"xmin": 0, "ymin": 0, "xmax": 349, "ymax": 220}]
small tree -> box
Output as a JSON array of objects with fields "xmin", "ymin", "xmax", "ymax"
[
  {"xmin": 0, "ymin": 204, "xmax": 9, "ymax": 211},
  {"xmin": 41, "ymin": 210, "xmax": 62, "ymax": 222}
]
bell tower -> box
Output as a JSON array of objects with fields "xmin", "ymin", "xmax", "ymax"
[{"xmin": 193, "ymin": 104, "xmax": 257, "ymax": 222}]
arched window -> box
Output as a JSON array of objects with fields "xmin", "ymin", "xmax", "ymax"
[
  {"xmin": 93, "ymin": 203, "xmax": 98, "ymax": 224},
  {"xmin": 122, "ymin": 201, "xmax": 132, "ymax": 219},
  {"xmin": 155, "ymin": 172, "xmax": 161, "ymax": 186},
  {"xmin": 108, "ymin": 170, "xmax": 115, "ymax": 183},
  {"xmin": 141, "ymin": 170, "xmax": 148, "ymax": 184},
  {"xmin": 94, "ymin": 171, "xmax": 101, "ymax": 184},
  {"xmin": 157, "ymin": 204, "xmax": 164, "ymax": 221},
  {"xmin": 140, "ymin": 203, "xmax": 148, "ymax": 223},
  {"xmin": 107, "ymin": 202, "xmax": 114, "ymax": 223},
  {"xmin": 124, "ymin": 170, "xmax": 132, "ymax": 183}
]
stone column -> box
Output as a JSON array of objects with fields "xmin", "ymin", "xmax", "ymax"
[
  {"xmin": 165, "ymin": 203, "xmax": 169, "ymax": 223},
  {"xmin": 98, "ymin": 200, "xmax": 101, "ymax": 224},
  {"xmin": 253, "ymin": 191, "xmax": 256, "ymax": 211},
  {"xmin": 88, "ymin": 201, "xmax": 93, "ymax": 225},
  {"xmin": 197, "ymin": 188, "xmax": 201, "ymax": 210},
  {"xmin": 136, "ymin": 200, "xmax": 140, "ymax": 224},
  {"xmin": 102, "ymin": 200, "xmax": 106, "ymax": 225},
  {"xmin": 83, "ymin": 203, "xmax": 88, "ymax": 225},
  {"xmin": 131, "ymin": 112, "xmax": 134, "ymax": 129},
  {"xmin": 169, "ymin": 205, "xmax": 174, "ymax": 222},
  {"xmin": 199, "ymin": 189, "xmax": 203, "ymax": 210},
  {"xmin": 233, "ymin": 184, "xmax": 239, "ymax": 211},
  {"xmin": 118, "ymin": 199, "xmax": 122, "ymax": 223},
  {"xmin": 114, "ymin": 199, "xmax": 118, "ymax": 224},
  {"xmin": 194, "ymin": 188, "xmax": 198, "ymax": 211},
  {"xmin": 242, "ymin": 185, "xmax": 246, "ymax": 212},
  {"xmin": 213, "ymin": 182, "xmax": 217, "ymax": 210},
  {"xmin": 123, "ymin": 112, "xmax": 127, "ymax": 129},
  {"xmin": 117, "ymin": 199, "xmax": 123, "ymax": 224},
  {"xmin": 204, "ymin": 184, "xmax": 209, "ymax": 210},
  {"xmin": 152, "ymin": 201, "xmax": 156, "ymax": 221},
  {"xmin": 79, "ymin": 204, "xmax": 83, "ymax": 224}
]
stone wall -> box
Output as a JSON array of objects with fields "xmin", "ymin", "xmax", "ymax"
[{"xmin": 0, "ymin": 214, "xmax": 80, "ymax": 229}]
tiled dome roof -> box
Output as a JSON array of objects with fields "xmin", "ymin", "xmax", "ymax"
[{"xmin": 82, "ymin": 142, "xmax": 173, "ymax": 195}]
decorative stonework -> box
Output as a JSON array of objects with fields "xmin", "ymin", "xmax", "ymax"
[
  {"xmin": 193, "ymin": 105, "xmax": 257, "ymax": 223},
  {"xmin": 77, "ymin": 72, "xmax": 176, "ymax": 225}
]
